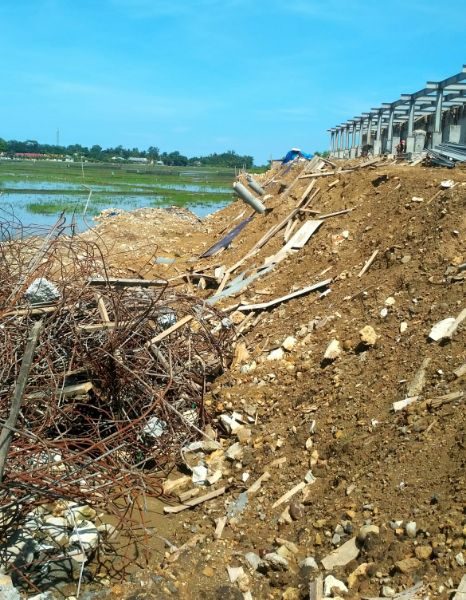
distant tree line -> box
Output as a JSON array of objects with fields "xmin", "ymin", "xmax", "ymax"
[{"xmin": 0, "ymin": 138, "xmax": 254, "ymax": 168}]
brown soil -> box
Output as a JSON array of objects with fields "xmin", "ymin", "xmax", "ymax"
[{"xmin": 92, "ymin": 159, "xmax": 465, "ymax": 599}]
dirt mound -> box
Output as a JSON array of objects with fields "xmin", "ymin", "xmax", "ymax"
[
  {"xmin": 132, "ymin": 161, "xmax": 463, "ymax": 599},
  {"xmin": 50, "ymin": 160, "xmax": 466, "ymax": 598}
]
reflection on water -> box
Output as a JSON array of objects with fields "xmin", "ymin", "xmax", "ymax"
[{"xmin": 0, "ymin": 190, "xmax": 231, "ymax": 232}]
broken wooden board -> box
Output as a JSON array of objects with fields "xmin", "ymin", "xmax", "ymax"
[
  {"xmin": 264, "ymin": 220, "xmax": 323, "ymax": 266},
  {"xmin": 163, "ymin": 486, "xmax": 226, "ymax": 514},
  {"xmin": 147, "ymin": 314, "xmax": 194, "ymax": 346},
  {"xmin": 321, "ymin": 537, "xmax": 359, "ymax": 570},
  {"xmin": 236, "ymin": 278, "xmax": 332, "ymax": 312},
  {"xmin": 358, "ymin": 249, "xmax": 379, "ymax": 277}
]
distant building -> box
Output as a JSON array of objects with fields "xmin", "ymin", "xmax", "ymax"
[
  {"xmin": 128, "ymin": 157, "xmax": 149, "ymax": 163},
  {"xmin": 14, "ymin": 153, "xmax": 47, "ymax": 159}
]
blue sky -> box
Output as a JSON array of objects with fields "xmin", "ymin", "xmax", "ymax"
[{"xmin": 0, "ymin": 0, "xmax": 465, "ymax": 164}]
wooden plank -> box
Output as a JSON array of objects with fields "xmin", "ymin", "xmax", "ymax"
[
  {"xmin": 298, "ymin": 170, "xmax": 336, "ymax": 179},
  {"xmin": 264, "ymin": 219, "xmax": 322, "ymax": 267},
  {"xmin": 215, "ymin": 186, "xmax": 321, "ymax": 293},
  {"xmin": 454, "ymin": 363, "xmax": 466, "ymax": 379},
  {"xmin": 272, "ymin": 481, "xmax": 306, "ymax": 509},
  {"xmin": 95, "ymin": 293, "xmax": 110, "ymax": 323},
  {"xmin": 237, "ymin": 279, "xmax": 332, "ymax": 312},
  {"xmin": 358, "ymin": 249, "xmax": 379, "ymax": 277},
  {"xmin": 146, "ymin": 314, "xmax": 194, "ymax": 346},
  {"xmin": 88, "ymin": 277, "xmax": 166, "ymax": 287},
  {"xmin": 318, "ymin": 208, "xmax": 355, "ymax": 219},
  {"xmin": 163, "ymin": 486, "xmax": 227, "ymax": 514}
]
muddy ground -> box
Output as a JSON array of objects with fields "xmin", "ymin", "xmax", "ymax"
[{"xmin": 88, "ymin": 158, "xmax": 465, "ymax": 600}]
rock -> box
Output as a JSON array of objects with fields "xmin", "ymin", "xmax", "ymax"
[
  {"xmin": 440, "ymin": 179, "xmax": 455, "ymax": 188},
  {"xmin": 227, "ymin": 566, "xmax": 245, "ymax": 583},
  {"xmin": 455, "ymin": 552, "xmax": 465, "ymax": 567},
  {"xmin": 262, "ymin": 552, "xmax": 289, "ymax": 571},
  {"xmin": 332, "ymin": 533, "xmax": 341, "ymax": 546},
  {"xmin": 69, "ymin": 520, "xmax": 99, "ymax": 553},
  {"xmin": 385, "ymin": 297, "xmax": 396, "ymax": 307},
  {"xmin": 400, "ymin": 255, "xmax": 411, "ymax": 264},
  {"xmin": 380, "ymin": 307, "xmax": 388, "ymax": 318},
  {"xmin": 289, "ymin": 501, "xmax": 304, "ymax": 521},
  {"xmin": 395, "ymin": 557, "xmax": 421, "ymax": 574},
  {"xmin": 267, "ymin": 348, "xmax": 285, "ymax": 361},
  {"xmin": 321, "ymin": 537, "xmax": 359, "ymax": 570},
  {"xmin": 382, "ymin": 585, "xmax": 396, "ymax": 597},
  {"xmin": 236, "ymin": 427, "xmax": 252, "ymax": 443},
  {"xmin": 300, "ymin": 556, "xmax": 318, "ymax": 570},
  {"xmin": 347, "ymin": 562, "xmax": 373, "ymax": 588},
  {"xmin": 324, "ymin": 339, "xmax": 342, "ymax": 361},
  {"xmin": 244, "ymin": 552, "xmax": 261, "ymax": 571},
  {"xmin": 226, "ymin": 442, "xmax": 243, "ymax": 461},
  {"xmin": 215, "ymin": 585, "xmax": 243, "ymax": 600},
  {"xmin": 24, "ymin": 278, "xmax": 60, "ymax": 304},
  {"xmin": 428, "ymin": 317, "xmax": 456, "ymax": 342},
  {"xmin": 405, "ymin": 521, "xmax": 417, "ymax": 538},
  {"xmin": 282, "ymin": 336, "xmax": 297, "ymax": 351},
  {"xmin": 357, "ymin": 524, "xmax": 380, "ymax": 543},
  {"xmin": 282, "ymin": 587, "xmax": 300, "ymax": 600},
  {"xmin": 203, "ymin": 566, "xmax": 214, "ymax": 577},
  {"xmin": 415, "ymin": 545, "xmax": 432, "ymax": 560},
  {"xmin": 359, "ymin": 325, "xmax": 378, "ymax": 346},
  {"xmin": 324, "ymin": 575, "xmax": 348, "ymax": 597},
  {"xmin": 0, "ymin": 573, "xmax": 21, "ymax": 600},
  {"xmin": 400, "ymin": 321, "xmax": 408, "ymax": 333},
  {"xmin": 143, "ymin": 416, "xmax": 167, "ymax": 438}
]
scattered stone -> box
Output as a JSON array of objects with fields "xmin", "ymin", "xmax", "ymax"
[
  {"xmin": 289, "ymin": 501, "xmax": 304, "ymax": 521},
  {"xmin": 0, "ymin": 573, "xmax": 21, "ymax": 600},
  {"xmin": 282, "ymin": 588, "xmax": 300, "ymax": 600},
  {"xmin": 428, "ymin": 317, "xmax": 456, "ymax": 342},
  {"xmin": 400, "ymin": 321, "xmax": 408, "ymax": 333},
  {"xmin": 455, "ymin": 552, "xmax": 465, "ymax": 567},
  {"xmin": 244, "ymin": 552, "xmax": 261, "ymax": 571},
  {"xmin": 385, "ymin": 296, "xmax": 396, "ymax": 307},
  {"xmin": 24, "ymin": 278, "xmax": 60, "ymax": 304},
  {"xmin": 400, "ymin": 255, "xmax": 411, "ymax": 264},
  {"xmin": 227, "ymin": 566, "xmax": 245, "ymax": 583},
  {"xmin": 282, "ymin": 336, "xmax": 297, "ymax": 351},
  {"xmin": 382, "ymin": 585, "xmax": 396, "ymax": 597},
  {"xmin": 347, "ymin": 562, "xmax": 373, "ymax": 588},
  {"xmin": 203, "ymin": 566, "xmax": 214, "ymax": 577},
  {"xmin": 300, "ymin": 556, "xmax": 318, "ymax": 570},
  {"xmin": 415, "ymin": 545, "xmax": 432, "ymax": 560},
  {"xmin": 262, "ymin": 552, "xmax": 289, "ymax": 571},
  {"xmin": 359, "ymin": 325, "xmax": 378, "ymax": 346},
  {"xmin": 324, "ymin": 339, "xmax": 342, "ymax": 361},
  {"xmin": 267, "ymin": 348, "xmax": 285, "ymax": 361},
  {"xmin": 395, "ymin": 557, "xmax": 421, "ymax": 574},
  {"xmin": 357, "ymin": 524, "xmax": 380, "ymax": 543},
  {"xmin": 405, "ymin": 521, "xmax": 417, "ymax": 538},
  {"xmin": 324, "ymin": 575, "xmax": 348, "ymax": 597},
  {"xmin": 69, "ymin": 520, "xmax": 100, "ymax": 552}
]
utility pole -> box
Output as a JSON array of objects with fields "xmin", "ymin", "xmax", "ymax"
[{"xmin": 56, "ymin": 128, "xmax": 60, "ymax": 147}]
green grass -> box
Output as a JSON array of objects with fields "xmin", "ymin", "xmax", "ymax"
[{"xmin": 26, "ymin": 201, "xmax": 98, "ymax": 215}]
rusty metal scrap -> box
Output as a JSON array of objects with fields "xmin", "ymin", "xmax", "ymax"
[{"xmin": 0, "ymin": 213, "xmax": 232, "ymax": 590}]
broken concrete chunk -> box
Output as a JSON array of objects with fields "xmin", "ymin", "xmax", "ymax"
[
  {"xmin": 24, "ymin": 278, "xmax": 60, "ymax": 304},
  {"xmin": 324, "ymin": 575, "xmax": 348, "ymax": 597},
  {"xmin": 359, "ymin": 325, "xmax": 378, "ymax": 346},
  {"xmin": 282, "ymin": 336, "xmax": 297, "ymax": 351},
  {"xmin": 324, "ymin": 339, "xmax": 342, "ymax": 361},
  {"xmin": 262, "ymin": 552, "xmax": 289, "ymax": 571},
  {"xmin": 428, "ymin": 317, "xmax": 455, "ymax": 342},
  {"xmin": 244, "ymin": 552, "xmax": 261, "ymax": 571},
  {"xmin": 321, "ymin": 536, "xmax": 359, "ymax": 570},
  {"xmin": 395, "ymin": 557, "xmax": 421, "ymax": 574},
  {"xmin": 267, "ymin": 347, "xmax": 285, "ymax": 361},
  {"xmin": 392, "ymin": 396, "xmax": 418, "ymax": 412}
]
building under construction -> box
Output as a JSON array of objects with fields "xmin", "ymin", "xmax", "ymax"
[{"xmin": 329, "ymin": 64, "xmax": 466, "ymax": 158}]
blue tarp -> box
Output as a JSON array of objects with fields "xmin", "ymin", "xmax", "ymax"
[{"xmin": 282, "ymin": 149, "xmax": 314, "ymax": 163}]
